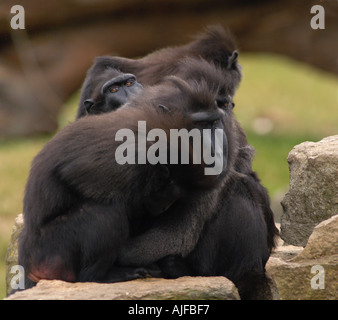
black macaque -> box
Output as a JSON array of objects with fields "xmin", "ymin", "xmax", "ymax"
[
  {"xmin": 76, "ymin": 68, "xmax": 143, "ymax": 118},
  {"xmin": 18, "ymin": 75, "xmax": 232, "ymax": 290},
  {"xmin": 78, "ymin": 25, "xmax": 279, "ymax": 299},
  {"xmin": 78, "ymin": 25, "xmax": 241, "ymax": 115}
]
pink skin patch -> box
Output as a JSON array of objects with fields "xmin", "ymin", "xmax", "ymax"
[{"xmin": 28, "ymin": 255, "xmax": 76, "ymax": 283}]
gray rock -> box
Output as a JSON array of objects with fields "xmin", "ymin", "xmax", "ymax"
[
  {"xmin": 281, "ymin": 135, "xmax": 338, "ymax": 246},
  {"xmin": 270, "ymin": 244, "xmax": 303, "ymax": 261},
  {"xmin": 5, "ymin": 214, "xmax": 24, "ymax": 296},
  {"xmin": 5, "ymin": 276, "xmax": 240, "ymax": 300},
  {"xmin": 267, "ymin": 215, "xmax": 338, "ymax": 300},
  {"xmin": 292, "ymin": 214, "xmax": 338, "ymax": 262}
]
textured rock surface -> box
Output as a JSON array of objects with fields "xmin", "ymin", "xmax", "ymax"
[
  {"xmin": 5, "ymin": 214, "xmax": 24, "ymax": 296},
  {"xmin": 5, "ymin": 277, "xmax": 240, "ymax": 300},
  {"xmin": 281, "ymin": 135, "xmax": 338, "ymax": 246},
  {"xmin": 268, "ymin": 215, "xmax": 338, "ymax": 300},
  {"xmin": 293, "ymin": 214, "xmax": 338, "ymax": 261}
]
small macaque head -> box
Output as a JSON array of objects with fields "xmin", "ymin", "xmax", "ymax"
[{"xmin": 83, "ymin": 69, "xmax": 143, "ymax": 116}]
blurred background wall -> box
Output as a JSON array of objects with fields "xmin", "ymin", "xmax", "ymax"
[{"xmin": 0, "ymin": 0, "xmax": 337, "ymax": 136}]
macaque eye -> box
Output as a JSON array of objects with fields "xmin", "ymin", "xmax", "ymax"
[
  {"xmin": 224, "ymin": 101, "xmax": 235, "ymax": 109},
  {"xmin": 110, "ymin": 86, "xmax": 120, "ymax": 93},
  {"xmin": 125, "ymin": 79, "xmax": 135, "ymax": 87},
  {"xmin": 216, "ymin": 96, "xmax": 234, "ymax": 110}
]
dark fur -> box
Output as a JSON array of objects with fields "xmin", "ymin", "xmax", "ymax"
[
  {"xmin": 76, "ymin": 68, "xmax": 142, "ymax": 118},
  {"xmin": 20, "ymin": 26, "xmax": 279, "ymax": 299},
  {"xmin": 76, "ymin": 25, "xmax": 278, "ymax": 298},
  {"xmin": 78, "ymin": 25, "xmax": 242, "ymax": 111},
  {"xmin": 19, "ymin": 75, "xmax": 233, "ymax": 289}
]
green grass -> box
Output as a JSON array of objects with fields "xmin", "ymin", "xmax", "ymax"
[
  {"xmin": 0, "ymin": 53, "xmax": 337, "ymax": 299},
  {"xmin": 246, "ymin": 132, "xmax": 320, "ymax": 196},
  {"xmin": 233, "ymin": 53, "xmax": 337, "ymax": 197},
  {"xmin": 234, "ymin": 54, "xmax": 337, "ymax": 137}
]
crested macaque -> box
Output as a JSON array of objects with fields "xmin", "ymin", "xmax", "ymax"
[
  {"xmin": 74, "ymin": 25, "xmax": 278, "ymax": 299},
  {"xmin": 78, "ymin": 25, "xmax": 241, "ymax": 117},
  {"xmin": 20, "ymin": 25, "xmax": 278, "ymax": 299},
  {"xmin": 77, "ymin": 68, "xmax": 143, "ymax": 118},
  {"xmin": 19, "ymin": 74, "xmax": 232, "ymax": 289}
]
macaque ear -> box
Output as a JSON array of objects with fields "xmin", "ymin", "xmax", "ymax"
[
  {"xmin": 227, "ymin": 50, "xmax": 238, "ymax": 69},
  {"xmin": 84, "ymin": 99, "xmax": 95, "ymax": 113}
]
